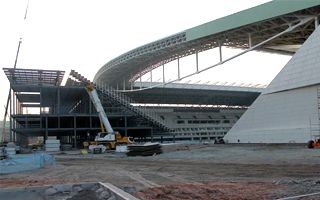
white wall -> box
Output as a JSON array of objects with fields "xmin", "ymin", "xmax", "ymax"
[
  {"xmin": 224, "ymin": 26, "xmax": 320, "ymax": 143},
  {"xmin": 225, "ymin": 85, "xmax": 319, "ymax": 143}
]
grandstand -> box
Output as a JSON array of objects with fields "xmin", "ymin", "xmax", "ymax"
[{"xmin": 3, "ymin": 0, "xmax": 320, "ymax": 146}]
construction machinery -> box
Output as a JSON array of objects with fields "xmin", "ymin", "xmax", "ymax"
[
  {"xmin": 307, "ymin": 136, "xmax": 320, "ymax": 148},
  {"xmin": 86, "ymin": 83, "xmax": 132, "ymax": 150}
]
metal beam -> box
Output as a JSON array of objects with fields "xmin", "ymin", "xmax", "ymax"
[{"xmin": 120, "ymin": 17, "xmax": 313, "ymax": 93}]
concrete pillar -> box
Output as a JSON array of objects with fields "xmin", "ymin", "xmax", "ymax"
[
  {"xmin": 162, "ymin": 64, "xmax": 165, "ymax": 83},
  {"xmin": 196, "ymin": 51, "xmax": 199, "ymax": 73},
  {"xmin": 74, "ymin": 116, "xmax": 77, "ymax": 148},
  {"xmin": 9, "ymin": 87, "xmax": 12, "ymax": 142},
  {"xmin": 219, "ymin": 41, "xmax": 223, "ymax": 62},
  {"xmin": 45, "ymin": 116, "xmax": 48, "ymax": 141},
  {"xmin": 248, "ymin": 33, "xmax": 252, "ymax": 48},
  {"xmin": 177, "ymin": 58, "xmax": 180, "ymax": 79},
  {"xmin": 40, "ymin": 87, "xmax": 42, "ymax": 114},
  {"xmin": 57, "ymin": 86, "xmax": 60, "ymax": 114},
  {"xmin": 124, "ymin": 116, "xmax": 127, "ymax": 137},
  {"xmin": 140, "ymin": 76, "xmax": 142, "ymax": 89}
]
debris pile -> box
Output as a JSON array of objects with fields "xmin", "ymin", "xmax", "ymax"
[
  {"xmin": 137, "ymin": 182, "xmax": 281, "ymax": 200},
  {"xmin": 0, "ymin": 182, "xmax": 139, "ymax": 200},
  {"xmin": 127, "ymin": 143, "xmax": 162, "ymax": 156}
]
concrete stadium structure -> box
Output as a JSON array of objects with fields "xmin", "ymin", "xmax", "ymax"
[
  {"xmin": 93, "ymin": 0, "xmax": 320, "ymax": 143},
  {"xmin": 224, "ymin": 26, "xmax": 320, "ymax": 143},
  {"xmin": 3, "ymin": 68, "xmax": 259, "ymax": 146},
  {"xmin": 4, "ymin": 0, "xmax": 320, "ymax": 146}
]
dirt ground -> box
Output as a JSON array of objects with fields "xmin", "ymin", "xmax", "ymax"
[{"xmin": 1, "ymin": 143, "xmax": 320, "ymax": 199}]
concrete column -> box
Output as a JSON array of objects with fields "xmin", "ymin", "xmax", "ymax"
[
  {"xmin": 13, "ymin": 91, "xmax": 16, "ymax": 142},
  {"xmin": 177, "ymin": 58, "xmax": 180, "ymax": 79},
  {"xmin": 219, "ymin": 41, "xmax": 223, "ymax": 62},
  {"xmin": 13, "ymin": 91, "xmax": 16, "ymax": 115},
  {"xmin": 151, "ymin": 129, "xmax": 153, "ymax": 142},
  {"xmin": 45, "ymin": 116, "xmax": 48, "ymax": 141},
  {"xmin": 74, "ymin": 116, "xmax": 77, "ymax": 148},
  {"xmin": 140, "ymin": 76, "xmax": 142, "ymax": 89},
  {"xmin": 196, "ymin": 51, "xmax": 199, "ymax": 73},
  {"xmin": 40, "ymin": 87, "xmax": 42, "ymax": 114},
  {"xmin": 162, "ymin": 64, "xmax": 165, "ymax": 83},
  {"xmin": 248, "ymin": 33, "xmax": 252, "ymax": 48},
  {"xmin": 124, "ymin": 116, "xmax": 127, "ymax": 137},
  {"xmin": 9, "ymin": 87, "xmax": 12, "ymax": 142},
  {"xmin": 57, "ymin": 86, "xmax": 60, "ymax": 114},
  {"xmin": 89, "ymin": 95, "xmax": 92, "ymax": 114},
  {"xmin": 16, "ymin": 92, "xmax": 18, "ymax": 115}
]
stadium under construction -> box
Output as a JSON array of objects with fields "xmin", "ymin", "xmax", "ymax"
[{"xmin": 3, "ymin": 0, "xmax": 320, "ymax": 147}]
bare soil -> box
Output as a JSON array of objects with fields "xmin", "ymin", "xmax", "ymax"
[{"xmin": 1, "ymin": 144, "xmax": 320, "ymax": 199}]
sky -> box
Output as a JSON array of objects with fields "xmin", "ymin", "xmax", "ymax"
[{"xmin": 0, "ymin": 0, "xmax": 291, "ymax": 117}]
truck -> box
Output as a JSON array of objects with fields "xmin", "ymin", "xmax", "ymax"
[{"xmin": 86, "ymin": 83, "xmax": 132, "ymax": 150}]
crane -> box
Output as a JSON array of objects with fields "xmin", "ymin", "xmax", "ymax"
[{"xmin": 85, "ymin": 83, "xmax": 131, "ymax": 149}]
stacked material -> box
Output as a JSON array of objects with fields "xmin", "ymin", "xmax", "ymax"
[
  {"xmin": 5, "ymin": 142, "xmax": 17, "ymax": 156},
  {"xmin": 127, "ymin": 143, "xmax": 162, "ymax": 156},
  {"xmin": 115, "ymin": 145, "xmax": 128, "ymax": 153},
  {"xmin": 89, "ymin": 145, "xmax": 106, "ymax": 153},
  {"xmin": 4, "ymin": 147, "xmax": 16, "ymax": 156},
  {"xmin": 45, "ymin": 139, "xmax": 60, "ymax": 152},
  {"xmin": 60, "ymin": 144, "xmax": 72, "ymax": 151}
]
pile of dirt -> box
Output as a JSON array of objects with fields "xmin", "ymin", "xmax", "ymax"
[{"xmin": 137, "ymin": 181, "xmax": 283, "ymax": 200}]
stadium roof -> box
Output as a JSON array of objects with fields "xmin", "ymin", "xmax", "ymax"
[
  {"xmin": 94, "ymin": 0, "xmax": 320, "ymax": 89},
  {"xmin": 126, "ymin": 82, "xmax": 262, "ymax": 106},
  {"xmin": 3, "ymin": 68, "xmax": 65, "ymax": 86}
]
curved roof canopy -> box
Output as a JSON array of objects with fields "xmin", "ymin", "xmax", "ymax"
[
  {"xmin": 127, "ymin": 83, "xmax": 262, "ymax": 106},
  {"xmin": 94, "ymin": 0, "xmax": 320, "ymax": 88}
]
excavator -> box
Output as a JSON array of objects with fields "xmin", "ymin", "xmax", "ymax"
[{"xmin": 85, "ymin": 83, "xmax": 132, "ymax": 150}]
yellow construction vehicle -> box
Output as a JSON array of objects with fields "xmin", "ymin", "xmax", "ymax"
[
  {"xmin": 86, "ymin": 83, "xmax": 132, "ymax": 150},
  {"xmin": 307, "ymin": 136, "xmax": 320, "ymax": 149}
]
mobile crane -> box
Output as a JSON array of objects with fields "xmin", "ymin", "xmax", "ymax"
[{"xmin": 86, "ymin": 83, "xmax": 131, "ymax": 150}]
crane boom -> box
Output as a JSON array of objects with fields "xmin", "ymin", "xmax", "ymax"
[{"xmin": 86, "ymin": 84, "xmax": 115, "ymax": 142}]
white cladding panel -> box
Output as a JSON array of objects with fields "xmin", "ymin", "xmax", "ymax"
[
  {"xmin": 225, "ymin": 26, "xmax": 320, "ymax": 143},
  {"xmin": 265, "ymin": 27, "xmax": 320, "ymax": 94},
  {"xmin": 225, "ymin": 85, "xmax": 319, "ymax": 143}
]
